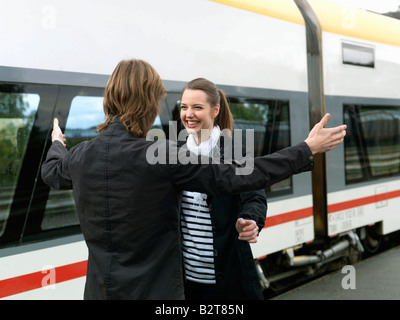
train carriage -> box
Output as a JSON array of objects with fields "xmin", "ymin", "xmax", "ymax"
[{"xmin": 0, "ymin": 0, "xmax": 399, "ymax": 299}]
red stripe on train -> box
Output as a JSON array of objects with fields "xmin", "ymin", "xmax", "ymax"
[
  {"xmin": 263, "ymin": 189, "xmax": 400, "ymax": 229},
  {"xmin": 0, "ymin": 260, "xmax": 87, "ymax": 298},
  {"xmin": 328, "ymin": 190, "xmax": 400, "ymax": 213},
  {"xmin": 264, "ymin": 207, "xmax": 313, "ymax": 228},
  {"xmin": 1, "ymin": 190, "xmax": 400, "ymax": 298}
]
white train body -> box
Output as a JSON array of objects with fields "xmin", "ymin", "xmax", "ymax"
[{"xmin": 0, "ymin": 0, "xmax": 399, "ymax": 298}]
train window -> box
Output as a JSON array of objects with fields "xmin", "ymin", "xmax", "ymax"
[
  {"xmin": 344, "ymin": 105, "xmax": 400, "ymax": 184},
  {"xmin": 342, "ymin": 43, "xmax": 374, "ymax": 68},
  {"xmin": 0, "ymin": 92, "xmax": 40, "ymax": 236},
  {"xmin": 229, "ymin": 98, "xmax": 291, "ymax": 194},
  {"xmin": 41, "ymin": 96, "xmax": 104, "ymax": 231},
  {"xmin": 171, "ymin": 96, "xmax": 291, "ymax": 195}
]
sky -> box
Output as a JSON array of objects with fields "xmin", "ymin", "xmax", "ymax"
[{"xmin": 328, "ymin": 0, "xmax": 400, "ymax": 13}]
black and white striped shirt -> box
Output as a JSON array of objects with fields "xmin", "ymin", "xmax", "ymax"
[
  {"xmin": 180, "ymin": 126, "xmax": 221, "ymax": 284},
  {"xmin": 180, "ymin": 191, "xmax": 216, "ymax": 284}
]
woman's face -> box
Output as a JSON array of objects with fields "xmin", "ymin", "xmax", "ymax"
[{"xmin": 180, "ymin": 89, "xmax": 219, "ymax": 144}]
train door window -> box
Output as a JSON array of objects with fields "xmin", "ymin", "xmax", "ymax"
[
  {"xmin": 41, "ymin": 96, "xmax": 164, "ymax": 231},
  {"xmin": 344, "ymin": 105, "xmax": 400, "ymax": 184},
  {"xmin": 41, "ymin": 96, "xmax": 104, "ymax": 231},
  {"xmin": 228, "ymin": 98, "xmax": 291, "ymax": 195},
  {"xmin": 0, "ymin": 92, "xmax": 40, "ymax": 236}
]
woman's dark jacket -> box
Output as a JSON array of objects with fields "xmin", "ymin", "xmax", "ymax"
[
  {"xmin": 41, "ymin": 119, "xmax": 314, "ymax": 299},
  {"xmin": 179, "ymin": 136, "xmax": 267, "ymax": 300}
]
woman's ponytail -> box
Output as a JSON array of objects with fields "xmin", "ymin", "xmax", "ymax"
[{"xmin": 216, "ymin": 89, "xmax": 233, "ymax": 132}]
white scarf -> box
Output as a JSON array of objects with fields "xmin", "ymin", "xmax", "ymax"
[{"xmin": 186, "ymin": 125, "xmax": 221, "ymax": 157}]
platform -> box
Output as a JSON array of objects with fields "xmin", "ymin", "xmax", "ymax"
[{"xmin": 273, "ymin": 245, "xmax": 400, "ymax": 300}]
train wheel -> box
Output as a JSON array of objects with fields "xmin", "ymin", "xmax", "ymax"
[
  {"xmin": 360, "ymin": 225, "xmax": 382, "ymax": 255},
  {"xmin": 348, "ymin": 245, "xmax": 363, "ymax": 264}
]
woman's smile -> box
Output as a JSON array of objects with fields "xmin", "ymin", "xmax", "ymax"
[{"xmin": 185, "ymin": 120, "xmax": 200, "ymax": 128}]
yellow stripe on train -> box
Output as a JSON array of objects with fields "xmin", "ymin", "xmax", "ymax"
[{"xmin": 210, "ymin": 0, "xmax": 400, "ymax": 47}]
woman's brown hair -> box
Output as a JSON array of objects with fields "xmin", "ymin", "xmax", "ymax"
[
  {"xmin": 97, "ymin": 59, "xmax": 166, "ymax": 137},
  {"xmin": 182, "ymin": 78, "xmax": 233, "ymax": 131}
]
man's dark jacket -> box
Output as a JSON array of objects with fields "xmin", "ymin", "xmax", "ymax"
[{"xmin": 41, "ymin": 119, "xmax": 314, "ymax": 299}]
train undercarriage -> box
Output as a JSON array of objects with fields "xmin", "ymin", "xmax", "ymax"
[{"xmin": 255, "ymin": 226, "xmax": 388, "ymax": 295}]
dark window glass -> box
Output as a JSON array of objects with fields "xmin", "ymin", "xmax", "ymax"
[
  {"xmin": 344, "ymin": 105, "xmax": 400, "ymax": 184},
  {"xmin": 229, "ymin": 98, "xmax": 291, "ymax": 194},
  {"xmin": 0, "ymin": 92, "xmax": 40, "ymax": 236}
]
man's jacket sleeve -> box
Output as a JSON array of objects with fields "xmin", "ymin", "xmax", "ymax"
[{"xmin": 41, "ymin": 140, "xmax": 73, "ymax": 190}]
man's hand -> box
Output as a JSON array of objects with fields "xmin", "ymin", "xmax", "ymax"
[
  {"xmin": 305, "ymin": 113, "xmax": 347, "ymax": 155},
  {"xmin": 236, "ymin": 218, "xmax": 259, "ymax": 243},
  {"xmin": 52, "ymin": 118, "xmax": 66, "ymax": 147}
]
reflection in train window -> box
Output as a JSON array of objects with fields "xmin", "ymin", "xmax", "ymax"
[
  {"xmin": 342, "ymin": 43, "xmax": 375, "ymax": 68},
  {"xmin": 0, "ymin": 92, "xmax": 40, "ymax": 236},
  {"xmin": 229, "ymin": 98, "xmax": 291, "ymax": 194},
  {"xmin": 64, "ymin": 96, "xmax": 105, "ymax": 149},
  {"xmin": 41, "ymin": 96, "xmax": 104, "ymax": 231},
  {"xmin": 344, "ymin": 105, "xmax": 400, "ymax": 184}
]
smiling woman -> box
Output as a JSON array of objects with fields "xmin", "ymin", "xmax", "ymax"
[
  {"xmin": 176, "ymin": 77, "xmax": 268, "ymax": 300},
  {"xmin": 180, "ymin": 78, "xmax": 233, "ymax": 145},
  {"xmin": 180, "ymin": 90, "xmax": 219, "ymax": 144}
]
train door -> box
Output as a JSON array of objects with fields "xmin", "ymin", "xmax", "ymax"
[
  {"xmin": 226, "ymin": 95, "xmax": 314, "ymax": 258},
  {"xmin": 166, "ymin": 84, "xmax": 314, "ymax": 259},
  {"xmin": 36, "ymin": 87, "xmax": 105, "ymax": 240},
  {"xmin": 305, "ymin": 0, "xmax": 400, "ymax": 254}
]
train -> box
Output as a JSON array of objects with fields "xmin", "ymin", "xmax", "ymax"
[{"xmin": 0, "ymin": 0, "xmax": 400, "ymax": 299}]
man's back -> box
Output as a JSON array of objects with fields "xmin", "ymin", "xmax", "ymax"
[{"xmin": 54, "ymin": 120, "xmax": 185, "ymax": 299}]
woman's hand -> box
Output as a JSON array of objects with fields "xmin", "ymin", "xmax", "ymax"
[
  {"xmin": 304, "ymin": 113, "xmax": 347, "ymax": 155},
  {"xmin": 236, "ymin": 218, "xmax": 259, "ymax": 243},
  {"xmin": 52, "ymin": 118, "xmax": 66, "ymax": 147}
]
